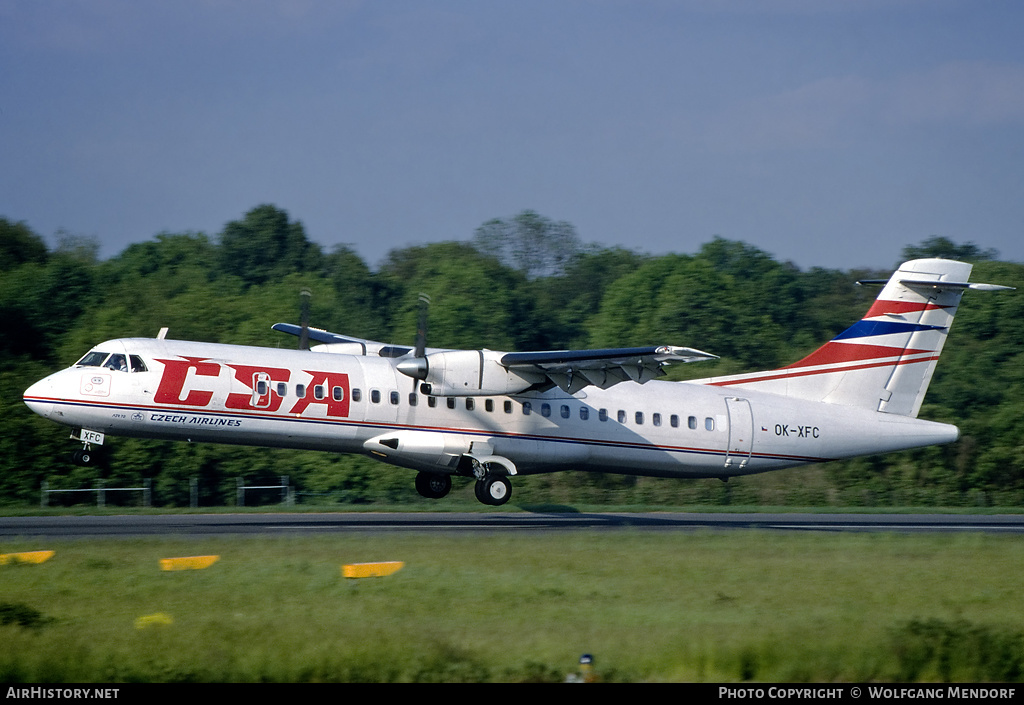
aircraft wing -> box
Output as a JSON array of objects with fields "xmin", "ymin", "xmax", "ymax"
[
  {"xmin": 272, "ymin": 323, "xmax": 358, "ymax": 346},
  {"xmin": 274, "ymin": 323, "xmax": 717, "ymax": 394},
  {"xmin": 271, "ymin": 323, "xmax": 418, "ymax": 358},
  {"xmin": 500, "ymin": 345, "xmax": 718, "ymax": 394}
]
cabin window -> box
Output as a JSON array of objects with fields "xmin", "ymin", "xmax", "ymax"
[
  {"xmin": 447, "ymin": 397, "xmax": 456, "ymax": 409},
  {"xmin": 104, "ymin": 354, "xmax": 128, "ymax": 372},
  {"xmin": 333, "ymin": 386, "xmax": 344, "ymax": 401},
  {"xmin": 635, "ymin": 411, "xmax": 644, "ymax": 425},
  {"xmin": 688, "ymin": 415, "xmax": 697, "ymax": 430},
  {"xmin": 466, "ymin": 398, "xmax": 475, "ymax": 411},
  {"xmin": 504, "ymin": 400, "xmax": 513, "ymax": 413},
  {"xmin": 257, "ymin": 380, "xmax": 269, "ymax": 396},
  {"xmin": 390, "ymin": 391, "xmax": 400, "ymax": 405},
  {"xmin": 370, "ymin": 389, "xmax": 380, "ymax": 404},
  {"xmin": 277, "ymin": 382, "xmax": 288, "ymax": 397},
  {"xmin": 579, "ymin": 407, "xmax": 589, "ymax": 421},
  {"xmin": 670, "ymin": 414, "xmax": 679, "ymax": 428},
  {"xmin": 617, "ymin": 410, "xmax": 626, "ymax": 424},
  {"xmin": 314, "ymin": 385, "xmax": 326, "ymax": 400},
  {"xmin": 428, "ymin": 396, "xmax": 437, "ymax": 408},
  {"xmin": 296, "ymin": 384, "xmax": 306, "ymax": 399},
  {"xmin": 561, "ymin": 404, "xmax": 570, "ymax": 419},
  {"xmin": 541, "ymin": 403, "xmax": 551, "ymax": 418},
  {"xmin": 705, "ymin": 417, "xmax": 715, "ymax": 431},
  {"xmin": 75, "ymin": 351, "xmax": 110, "ymax": 367},
  {"xmin": 485, "ymin": 399, "xmax": 494, "ymax": 412},
  {"xmin": 352, "ymin": 388, "xmax": 362, "ymax": 402},
  {"xmin": 408, "ymin": 393, "xmax": 417, "ymax": 406},
  {"xmin": 599, "ymin": 408, "xmax": 608, "ymax": 422},
  {"xmin": 523, "ymin": 402, "xmax": 532, "ymax": 415},
  {"xmin": 653, "ymin": 413, "xmax": 662, "ymax": 427}
]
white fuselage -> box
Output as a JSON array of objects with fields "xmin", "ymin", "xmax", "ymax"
[{"xmin": 23, "ymin": 337, "xmax": 959, "ymax": 480}]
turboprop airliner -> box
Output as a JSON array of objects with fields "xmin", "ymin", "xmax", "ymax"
[{"xmin": 22, "ymin": 258, "xmax": 1012, "ymax": 505}]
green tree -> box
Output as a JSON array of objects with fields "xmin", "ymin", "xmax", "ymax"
[
  {"xmin": 472, "ymin": 210, "xmax": 582, "ymax": 279},
  {"xmin": 0, "ymin": 218, "xmax": 48, "ymax": 269},
  {"xmin": 901, "ymin": 236, "xmax": 998, "ymax": 263},
  {"xmin": 218, "ymin": 205, "xmax": 324, "ymax": 286},
  {"xmin": 526, "ymin": 246, "xmax": 648, "ymax": 350},
  {"xmin": 378, "ymin": 242, "xmax": 531, "ymax": 350}
]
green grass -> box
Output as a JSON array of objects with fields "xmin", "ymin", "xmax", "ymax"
[{"xmin": 2, "ymin": 531, "xmax": 1023, "ymax": 682}]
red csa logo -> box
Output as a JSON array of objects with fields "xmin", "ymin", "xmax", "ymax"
[{"xmin": 154, "ymin": 357, "xmax": 350, "ymax": 417}]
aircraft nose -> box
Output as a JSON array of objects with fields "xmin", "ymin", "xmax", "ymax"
[{"xmin": 23, "ymin": 377, "xmax": 55, "ymax": 419}]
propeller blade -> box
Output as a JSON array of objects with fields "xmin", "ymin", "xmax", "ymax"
[
  {"xmin": 298, "ymin": 288, "xmax": 311, "ymax": 351},
  {"xmin": 402, "ymin": 293, "xmax": 431, "ymax": 392},
  {"xmin": 415, "ymin": 293, "xmax": 429, "ymax": 358}
]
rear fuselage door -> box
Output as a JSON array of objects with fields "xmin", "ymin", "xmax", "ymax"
[{"xmin": 725, "ymin": 397, "xmax": 753, "ymax": 469}]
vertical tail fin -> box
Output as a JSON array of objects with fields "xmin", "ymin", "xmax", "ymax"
[{"xmin": 704, "ymin": 259, "xmax": 1010, "ymax": 416}]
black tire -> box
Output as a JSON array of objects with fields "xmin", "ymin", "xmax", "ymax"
[
  {"xmin": 476, "ymin": 476, "xmax": 512, "ymax": 506},
  {"xmin": 474, "ymin": 479, "xmax": 489, "ymax": 504},
  {"xmin": 415, "ymin": 472, "xmax": 452, "ymax": 499}
]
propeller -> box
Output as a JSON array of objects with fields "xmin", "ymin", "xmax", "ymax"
[
  {"xmin": 298, "ymin": 288, "xmax": 312, "ymax": 351},
  {"xmin": 415, "ymin": 292, "xmax": 429, "ymax": 359},
  {"xmin": 397, "ymin": 293, "xmax": 431, "ymax": 392}
]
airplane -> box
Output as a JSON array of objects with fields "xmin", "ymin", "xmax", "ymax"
[{"xmin": 22, "ymin": 258, "xmax": 1013, "ymax": 506}]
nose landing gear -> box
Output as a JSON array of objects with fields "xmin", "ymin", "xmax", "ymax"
[
  {"xmin": 69, "ymin": 429, "xmax": 105, "ymax": 466},
  {"xmin": 71, "ymin": 448, "xmax": 96, "ymax": 466}
]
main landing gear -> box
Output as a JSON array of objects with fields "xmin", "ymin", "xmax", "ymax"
[
  {"xmin": 414, "ymin": 472, "xmax": 452, "ymax": 499},
  {"xmin": 414, "ymin": 471, "xmax": 513, "ymax": 506},
  {"xmin": 474, "ymin": 475, "xmax": 512, "ymax": 506}
]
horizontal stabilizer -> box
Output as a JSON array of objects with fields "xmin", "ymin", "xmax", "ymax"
[{"xmin": 859, "ymin": 279, "xmax": 1015, "ymax": 292}]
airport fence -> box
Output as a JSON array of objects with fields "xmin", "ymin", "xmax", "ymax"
[
  {"xmin": 38, "ymin": 476, "xmax": 295, "ymax": 508},
  {"xmin": 40, "ymin": 480, "xmax": 152, "ymax": 508}
]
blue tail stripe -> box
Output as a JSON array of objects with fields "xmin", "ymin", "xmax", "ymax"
[{"xmin": 832, "ymin": 320, "xmax": 946, "ymax": 341}]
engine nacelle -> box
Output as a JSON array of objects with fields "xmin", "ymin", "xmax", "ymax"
[
  {"xmin": 363, "ymin": 430, "xmax": 469, "ymax": 472},
  {"xmin": 397, "ymin": 349, "xmax": 542, "ymax": 396},
  {"xmin": 363, "ymin": 430, "xmax": 519, "ymax": 477}
]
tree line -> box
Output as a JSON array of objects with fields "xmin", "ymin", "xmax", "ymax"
[{"xmin": 2, "ymin": 205, "xmax": 1022, "ymax": 507}]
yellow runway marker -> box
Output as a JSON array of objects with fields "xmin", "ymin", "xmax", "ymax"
[
  {"xmin": 135, "ymin": 613, "xmax": 173, "ymax": 629},
  {"xmin": 0, "ymin": 550, "xmax": 55, "ymax": 565},
  {"xmin": 342, "ymin": 561, "xmax": 404, "ymax": 578},
  {"xmin": 159, "ymin": 555, "xmax": 220, "ymax": 571}
]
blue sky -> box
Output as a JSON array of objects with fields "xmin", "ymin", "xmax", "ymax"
[{"xmin": 2, "ymin": 0, "xmax": 1022, "ymax": 271}]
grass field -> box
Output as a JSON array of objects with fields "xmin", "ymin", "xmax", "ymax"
[{"xmin": 2, "ymin": 529, "xmax": 1023, "ymax": 682}]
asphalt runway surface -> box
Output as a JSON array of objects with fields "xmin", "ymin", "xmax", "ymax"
[{"xmin": 2, "ymin": 512, "xmax": 1024, "ymax": 538}]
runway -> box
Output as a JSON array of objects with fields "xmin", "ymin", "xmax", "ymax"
[{"xmin": 2, "ymin": 511, "xmax": 1024, "ymax": 538}]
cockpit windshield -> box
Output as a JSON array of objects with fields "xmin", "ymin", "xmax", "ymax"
[{"xmin": 74, "ymin": 352, "xmax": 148, "ymax": 373}]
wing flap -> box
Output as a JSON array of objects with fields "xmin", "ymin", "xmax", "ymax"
[{"xmin": 501, "ymin": 345, "xmax": 717, "ymax": 393}]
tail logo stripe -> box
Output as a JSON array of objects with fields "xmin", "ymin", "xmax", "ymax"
[
  {"xmin": 832, "ymin": 319, "xmax": 946, "ymax": 341},
  {"xmin": 864, "ymin": 300, "xmax": 952, "ymax": 318},
  {"xmin": 784, "ymin": 342, "xmax": 933, "ymax": 370}
]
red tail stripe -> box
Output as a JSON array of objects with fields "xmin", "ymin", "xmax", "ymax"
[
  {"xmin": 784, "ymin": 342, "xmax": 933, "ymax": 370},
  {"xmin": 710, "ymin": 354, "xmax": 941, "ymax": 387},
  {"xmin": 864, "ymin": 300, "xmax": 952, "ymax": 318}
]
